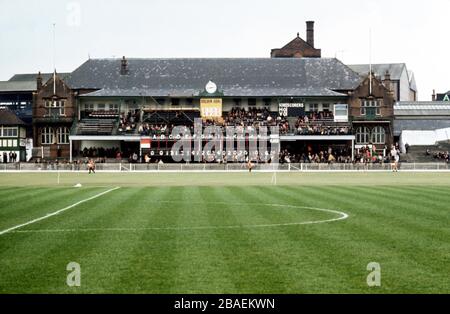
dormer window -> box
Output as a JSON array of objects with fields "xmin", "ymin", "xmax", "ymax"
[
  {"xmin": 44, "ymin": 99, "xmax": 66, "ymax": 116},
  {"xmin": 361, "ymin": 99, "xmax": 381, "ymax": 116}
]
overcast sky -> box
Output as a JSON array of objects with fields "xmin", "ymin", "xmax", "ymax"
[{"xmin": 0, "ymin": 0, "xmax": 448, "ymax": 100}]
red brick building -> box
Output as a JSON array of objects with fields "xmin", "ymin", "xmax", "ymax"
[
  {"xmin": 349, "ymin": 71, "xmax": 396, "ymax": 154},
  {"xmin": 271, "ymin": 21, "xmax": 321, "ymax": 58},
  {"xmin": 32, "ymin": 72, "xmax": 76, "ymax": 159}
]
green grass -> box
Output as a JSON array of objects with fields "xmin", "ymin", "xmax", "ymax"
[{"xmin": 0, "ymin": 172, "xmax": 449, "ymax": 293}]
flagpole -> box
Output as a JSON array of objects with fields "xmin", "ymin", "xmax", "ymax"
[
  {"xmin": 53, "ymin": 23, "xmax": 56, "ymax": 96},
  {"xmin": 369, "ymin": 28, "xmax": 372, "ymax": 95}
]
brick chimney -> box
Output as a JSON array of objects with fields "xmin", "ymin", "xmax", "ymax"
[
  {"xmin": 383, "ymin": 70, "xmax": 391, "ymax": 92},
  {"xmin": 120, "ymin": 56, "xmax": 129, "ymax": 75},
  {"xmin": 306, "ymin": 21, "xmax": 315, "ymax": 48},
  {"xmin": 432, "ymin": 89, "xmax": 436, "ymax": 101},
  {"xmin": 36, "ymin": 71, "xmax": 43, "ymax": 90}
]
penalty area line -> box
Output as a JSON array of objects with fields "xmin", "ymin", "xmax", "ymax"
[{"xmin": 0, "ymin": 186, "xmax": 121, "ymax": 236}]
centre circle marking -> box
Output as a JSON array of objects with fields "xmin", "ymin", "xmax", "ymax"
[{"xmin": 12, "ymin": 201, "xmax": 349, "ymax": 233}]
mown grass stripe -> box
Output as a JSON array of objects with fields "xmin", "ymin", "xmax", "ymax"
[
  {"xmin": 0, "ymin": 187, "xmax": 120, "ymax": 236},
  {"xmin": 0, "ymin": 182, "xmax": 449, "ymax": 293},
  {"xmin": 300, "ymin": 186, "xmax": 450, "ymax": 290}
]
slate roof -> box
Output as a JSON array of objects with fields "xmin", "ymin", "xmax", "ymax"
[
  {"xmin": 394, "ymin": 102, "xmax": 450, "ymax": 116},
  {"xmin": 0, "ymin": 72, "xmax": 70, "ymax": 92},
  {"xmin": 9, "ymin": 72, "xmax": 70, "ymax": 82},
  {"xmin": 65, "ymin": 58, "xmax": 361, "ymax": 98},
  {"xmin": 394, "ymin": 120, "xmax": 450, "ymax": 136},
  {"xmin": 348, "ymin": 63, "xmax": 418, "ymax": 93},
  {"xmin": 348, "ymin": 63, "xmax": 407, "ymax": 80},
  {"xmin": 0, "ymin": 81, "xmax": 37, "ymax": 92},
  {"xmin": 0, "ymin": 108, "xmax": 26, "ymax": 125}
]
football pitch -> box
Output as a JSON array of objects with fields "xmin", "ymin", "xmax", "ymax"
[{"xmin": 0, "ymin": 172, "xmax": 449, "ymax": 293}]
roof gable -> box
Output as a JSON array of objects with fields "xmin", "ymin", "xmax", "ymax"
[
  {"xmin": 40, "ymin": 73, "xmax": 72, "ymax": 92},
  {"xmin": 281, "ymin": 36, "xmax": 314, "ymax": 51},
  {"xmin": 348, "ymin": 63, "xmax": 407, "ymax": 81},
  {"xmin": 0, "ymin": 72, "xmax": 71, "ymax": 93}
]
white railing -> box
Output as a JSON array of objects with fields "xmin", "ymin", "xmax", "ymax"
[{"xmin": 0, "ymin": 162, "xmax": 449, "ymax": 172}]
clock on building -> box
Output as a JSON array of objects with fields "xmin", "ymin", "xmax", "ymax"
[{"xmin": 205, "ymin": 81, "xmax": 217, "ymax": 94}]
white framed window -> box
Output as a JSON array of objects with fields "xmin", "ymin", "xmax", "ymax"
[
  {"xmin": 309, "ymin": 104, "xmax": 319, "ymax": 112},
  {"xmin": 41, "ymin": 127, "xmax": 54, "ymax": 145},
  {"xmin": 322, "ymin": 103, "xmax": 331, "ymax": 112},
  {"xmin": 108, "ymin": 104, "xmax": 119, "ymax": 111},
  {"xmin": 371, "ymin": 126, "xmax": 386, "ymax": 144},
  {"xmin": 361, "ymin": 99, "xmax": 381, "ymax": 116},
  {"xmin": 45, "ymin": 99, "xmax": 66, "ymax": 116},
  {"xmin": 356, "ymin": 127, "xmax": 370, "ymax": 144},
  {"xmin": 57, "ymin": 127, "xmax": 70, "ymax": 144},
  {"xmin": 1, "ymin": 127, "xmax": 18, "ymax": 137}
]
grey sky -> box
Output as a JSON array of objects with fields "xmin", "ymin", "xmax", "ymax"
[{"xmin": 0, "ymin": 0, "xmax": 448, "ymax": 100}]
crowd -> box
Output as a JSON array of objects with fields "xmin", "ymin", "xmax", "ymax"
[
  {"xmin": 293, "ymin": 111, "xmax": 350, "ymax": 135},
  {"xmin": 279, "ymin": 147, "xmax": 353, "ymax": 164},
  {"xmin": 294, "ymin": 124, "xmax": 350, "ymax": 136},
  {"xmin": 354, "ymin": 144, "xmax": 400, "ymax": 164},
  {"xmin": 139, "ymin": 123, "xmax": 172, "ymax": 136},
  {"xmin": 223, "ymin": 107, "xmax": 274, "ymax": 126},
  {"xmin": 80, "ymin": 147, "xmax": 120, "ymax": 159},
  {"xmin": 297, "ymin": 111, "xmax": 334, "ymax": 123},
  {"xmin": 137, "ymin": 108, "xmax": 291, "ymax": 136},
  {"xmin": 213, "ymin": 107, "xmax": 291, "ymax": 134},
  {"xmin": 118, "ymin": 109, "xmax": 140, "ymax": 133},
  {"xmin": 429, "ymin": 150, "xmax": 450, "ymax": 162},
  {"xmin": 133, "ymin": 108, "xmax": 351, "ymax": 137},
  {"xmin": 1, "ymin": 152, "xmax": 19, "ymax": 163}
]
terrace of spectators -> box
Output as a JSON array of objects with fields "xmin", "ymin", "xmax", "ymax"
[{"xmin": 136, "ymin": 107, "xmax": 351, "ymax": 137}]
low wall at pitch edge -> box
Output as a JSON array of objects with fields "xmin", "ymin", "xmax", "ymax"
[{"xmin": 0, "ymin": 162, "xmax": 449, "ymax": 172}]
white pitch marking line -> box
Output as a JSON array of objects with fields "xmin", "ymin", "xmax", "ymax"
[
  {"xmin": 0, "ymin": 187, "xmax": 121, "ymax": 236},
  {"xmin": 8, "ymin": 201, "xmax": 349, "ymax": 233}
]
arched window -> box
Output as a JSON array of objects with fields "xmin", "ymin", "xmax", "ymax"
[
  {"xmin": 41, "ymin": 127, "xmax": 54, "ymax": 145},
  {"xmin": 371, "ymin": 126, "xmax": 386, "ymax": 144},
  {"xmin": 356, "ymin": 127, "xmax": 370, "ymax": 144},
  {"xmin": 57, "ymin": 127, "xmax": 70, "ymax": 144}
]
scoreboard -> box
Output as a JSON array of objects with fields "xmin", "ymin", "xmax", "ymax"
[
  {"xmin": 200, "ymin": 98, "xmax": 222, "ymax": 118},
  {"xmin": 278, "ymin": 103, "xmax": 305, "ymax": 117}
]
